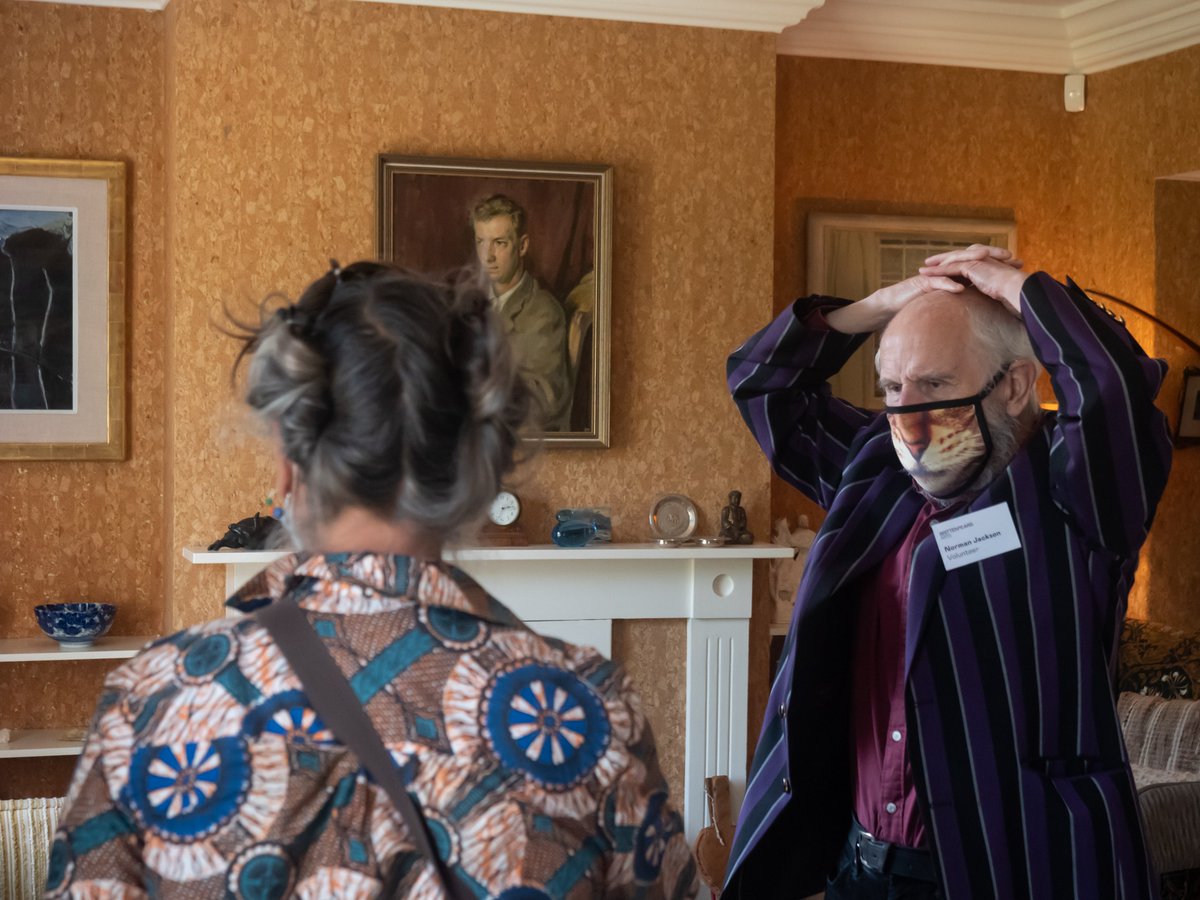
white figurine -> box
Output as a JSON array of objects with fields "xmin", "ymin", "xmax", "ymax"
[{"xmin": 769, "ymin": 515, "xmax": 816, "ymax": 625}]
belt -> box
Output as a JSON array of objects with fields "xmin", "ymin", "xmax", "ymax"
[{"xmin": 847, "ymin": 818, "xmax": 937, "ymax": 884}]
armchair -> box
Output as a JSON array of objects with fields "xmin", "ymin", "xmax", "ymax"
[{"xmin": 1118, "ymin": 618, "xmax": 1200, "ymax": 899}]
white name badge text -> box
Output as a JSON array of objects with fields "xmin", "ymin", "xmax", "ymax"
[{"xmin": 932, "ymin": 502, "xmax": 1021, "ymax": 571}]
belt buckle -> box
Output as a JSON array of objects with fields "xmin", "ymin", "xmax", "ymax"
[{"xmin": 855, "ymin": 830, "xmax": 891, "ymax": 875}]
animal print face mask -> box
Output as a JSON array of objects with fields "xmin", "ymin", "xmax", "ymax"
[{"xmin": 884, "ymin": 366, "xmax": 1010, "ymax": 499}]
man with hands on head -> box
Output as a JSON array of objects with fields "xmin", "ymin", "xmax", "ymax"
[{"xmin": 723, "ymin": 245, "xmax": 1173, "ymax": 900}]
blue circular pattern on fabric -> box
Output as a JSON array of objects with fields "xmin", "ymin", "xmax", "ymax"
[
  {"xmin": 633, "ymin": 791, "xmax": 673, "ymax": 882},
  {"xmin": 495, "ymin": 889, "xmax": 552, "ymax": 900},
  {"xmin": 235, "ymin": 850, "xmax": 292, "ymax": 900},
  {"xmin": 241, "ymin": 689, "xmax": 335, "ymax": 748},
  {"xmin": 427, "ymin": 606, "xmax": 480, "ymax": 642},
  {"xmin": 485, "ymin": 663, "xmax": 609, "ymax": 787},
  {"xmin": 127, "ymin": 736, "xmax": 249, "ymax": 841},
  {"xmin": 183, "ymin": 633, "xmax": 234, "ymax": 678},
  {"xmin": 422, "ymin": 604, "xmax": 488, "ymax": 650}
]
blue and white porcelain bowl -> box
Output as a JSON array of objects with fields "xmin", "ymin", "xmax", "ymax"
[{"xmin": 34, "ymin": 603, "xmax": 117, "ymax": 649}]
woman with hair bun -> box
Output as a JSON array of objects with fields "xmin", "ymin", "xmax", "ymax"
[{"xmin": 50, "ymin": 262, "xmax": 699, "ymax": 899}]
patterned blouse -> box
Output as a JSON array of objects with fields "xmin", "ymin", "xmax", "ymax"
[{"xmin": 48, "ymin": 553, "xmax": 699, "ymax": 899}]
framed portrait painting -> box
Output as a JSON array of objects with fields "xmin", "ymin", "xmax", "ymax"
[
  {"xmin": 807, "ymin": 212, "xmax": 1017, "ymax": 409},
  {"xmin": 0, "ymin": 158, "xmax": 126, "ymax": 460},
  {"xmin": 378, "ymin": 155, "xmax": 612, "ymax": 448}
]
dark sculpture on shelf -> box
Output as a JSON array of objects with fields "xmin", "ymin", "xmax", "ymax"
[
  {"xmin": 207, "ymin": 513, "xmax": 283, "ymax": 551},
  {"xmin": 718, "ymin": 490, "xmax": 754, "ymax": 545}
]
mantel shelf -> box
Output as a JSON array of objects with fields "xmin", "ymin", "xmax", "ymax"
[
  {"xmin": 183, "ymin": 543, "xmax": 793, "ymax": 564},
  {"xmin": 0, "ymin": 728, "xmax": 86, "ymax": 759},
  {"xmin": 0, "ymin": 635, "xmax": 156, "ymax": 663}
]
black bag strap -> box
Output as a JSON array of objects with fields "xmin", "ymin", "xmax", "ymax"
[{"xmin": 255, "ymin": 596, "xmax": 471, "ymax": 899}]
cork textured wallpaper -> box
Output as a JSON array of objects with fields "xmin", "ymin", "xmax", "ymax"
[
  {"xmin": 1144, "ymin": 178, "xmax": 1200, "ymax": 629},
  {"xmin": 1079, "ymin": 51, "xmax": 1200, "ymax": 631},
  {"xmin": 161, "ymin": 0, "xmax": 776, "ymax": 802},
  {"xmin": 773, "ymin": 49, "xmax": 1200, "ymax": 629},
  {"xmin": 163, "ymin": 1, "xmax": 775, "ymax": 628},
  {"xmin": 4, "ymin": 0, "xmax": 1198, "ymax": 809},
  {"xmin": 0, "ymin": 3, "xmax": 166, "ymax": 797}
]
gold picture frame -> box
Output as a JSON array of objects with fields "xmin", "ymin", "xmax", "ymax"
[
  {"xmin": 807, "ymin": 212, "xmax": 1017, "ymax": 409},
  {"xmin": 0, "ymin": 157, "xmax": 126, "ymax": 460},
  {"xmin": 378, "ymin": 155, "xmax": 612, "ymax": 448}
]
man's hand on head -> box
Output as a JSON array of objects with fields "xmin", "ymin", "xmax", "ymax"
[
  {"xmin": 919, "ymin": 244, "xmax": 1027, "ymax": 316},
  {"xmin": 826, "ymin": 272, "xmax": 965, "ymax": 335}
]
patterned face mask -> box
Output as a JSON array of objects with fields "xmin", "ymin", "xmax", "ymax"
[{"xmin": 884, "ymin": 366, "xmax": 1009, "ymax": 499}]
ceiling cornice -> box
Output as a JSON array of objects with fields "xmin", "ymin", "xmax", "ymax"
[
  {"xmin": 1067, "ymin": 0, "xmax": 1200, "ymax": 72},
  {"xmin": 18, "ymin": 0, "xmax": 824, "ymax": 29},
  {"xmin": 777, "ymin": 0, "xmax": 1200, "ymax": 75},
  {"xmin": 358, "ymin": 0, "xmax": 826, "ymax": 32},
  {"xmin": 17, "ymin": 0, "xmax": 168, "ymax": 8}
]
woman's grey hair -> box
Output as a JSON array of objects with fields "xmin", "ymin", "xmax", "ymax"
[{"xmin": 234, "ymin": 261, "xmax": 533, "ymax": 543}]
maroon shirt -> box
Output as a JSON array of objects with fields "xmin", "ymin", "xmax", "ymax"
[{"xmin": 850, "ymin": 499, "xmax": 951, "ymax": 848}]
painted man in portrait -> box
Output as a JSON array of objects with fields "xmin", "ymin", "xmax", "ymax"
[{"xmin": 471, "ymin": 194, "xmax": 571, "ymax": 431}]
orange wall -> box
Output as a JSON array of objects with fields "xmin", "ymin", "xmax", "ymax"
[
  {"xmin": 0, "ymin": 1, "xmax": 166, "ymax": 796},
  {"xmin": 162, "ymin": 0, "xmax": 775, "ymax": 627},
  {"xmin": 774, "ymin": 48, "xmax": 1200, "ymax": 628},
  {"xmin": 7, "ymin": 0, "xmax": 1196, "ymax": 804},
  {"xmin": 160, "ymin": 0, "xmax": 776, "ymax": 799},
  {"xmin": 0, "ymin": 0, "xmax": 777, "ymax": 801},
  {"xmin": 1079, "ymin": 53, "xmax": 1200, "ymax": 629}
]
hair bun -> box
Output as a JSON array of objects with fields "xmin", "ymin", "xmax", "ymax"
[{"xmin": 240, "ymin": 262, "xmax": 532, "ymax": 542}]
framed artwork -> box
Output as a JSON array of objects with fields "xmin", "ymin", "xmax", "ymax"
[
  {"xmin": 0, "ymin": 158, "xmax": 126, "ymax": 460},
  {"xmin": 1178, "ymin": 368, "xmax": 1200, "ymax": 443},
  {"xmin": 807, "ymin": 212, "xmax": 1017, "ymax": 409},
  {"xmin": 378, "ymin": 155, "xmax": 612, "ymax": 448}
]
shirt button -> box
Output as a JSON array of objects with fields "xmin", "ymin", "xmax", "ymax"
[
  {"xmin": 886, "ymin": 802, "xmax": 897, "ymax": 814},
  {"xmin": 778, "ymin": 702, "xmax": 787, "ymax": 718},
  {"xmin": 891, "ymin": 730, "xmax": 902, "ymax": 742},
  {"xmin": 782, "ymin": 777, "xmax": 791, "ymax": 794}
]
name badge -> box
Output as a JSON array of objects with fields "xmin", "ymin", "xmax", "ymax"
[{"xmin": 932, "ymin": 502, "xmax": 1021, "ymax": 571}]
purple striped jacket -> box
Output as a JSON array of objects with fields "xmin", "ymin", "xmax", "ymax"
[{"xmin": 723, "ymin": 273, "xmax": 1172, "ymax": 900}]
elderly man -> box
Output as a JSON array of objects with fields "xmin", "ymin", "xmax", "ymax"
[
  {"xmin": 471, "ymin": 194, "xmax": 570, "ymax": 430},
  {"xmin": 723, "ymin": 245, "xmax": 1172, "ymax": 900}
]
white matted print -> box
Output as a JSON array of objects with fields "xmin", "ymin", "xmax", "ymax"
[{"xmin": 0, "ymin": 158, "xmax": 125, "ymax": 460}]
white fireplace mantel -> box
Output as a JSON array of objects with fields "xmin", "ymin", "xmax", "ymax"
[{"xmin": 183, "ymin": 542, "xmax": 791, "ymax": 840}]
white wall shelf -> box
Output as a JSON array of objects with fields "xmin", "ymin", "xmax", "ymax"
[
  {"xmin": 184, "ymin": 542, "xmax": 791, "ymax": 841},
  {"xmin": 0, "ymin": 728, "xmax": 86, "ymax": 759},
  {"xmin": 0, "ymin": 638, "xmax": 158, "ymax": 757},
  {"xmin": 0, "ymin": 636, "xmax": 154, "ymax": 663}
]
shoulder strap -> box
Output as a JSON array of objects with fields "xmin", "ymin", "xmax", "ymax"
[{"xmin": 255, "ymin": 597, "xmax": 471, "ymax": 899}]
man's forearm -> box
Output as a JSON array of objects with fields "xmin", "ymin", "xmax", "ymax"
[{"xmin": 825, "ymin": 299, "xmax": 893, "ymax": 335}]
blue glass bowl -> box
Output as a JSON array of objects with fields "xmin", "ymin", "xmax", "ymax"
[
  {"xmin": 34, "ymin": 603, "xmax": 117, "ymax": 648},
  {"xmin": 551, "ymin": 509, "xmax": 613, "ymax": 548}
]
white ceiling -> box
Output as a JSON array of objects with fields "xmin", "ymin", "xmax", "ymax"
[{"xmin": 20, "ymin": 0, "xmax": 1200, "ymax": 74}]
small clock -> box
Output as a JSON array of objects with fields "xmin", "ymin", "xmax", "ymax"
[
  {"xmin": 481, "ymin": 490, "xmax": 528, "ymax": 546},
  {"xmin": 489, "ymin": 490, "xmax": 521, "ymax": 526}
]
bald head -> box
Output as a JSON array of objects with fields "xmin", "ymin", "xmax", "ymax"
[{"xmin": 877, "ymin": 286, "xmax": 1038, "ymax": 409}]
